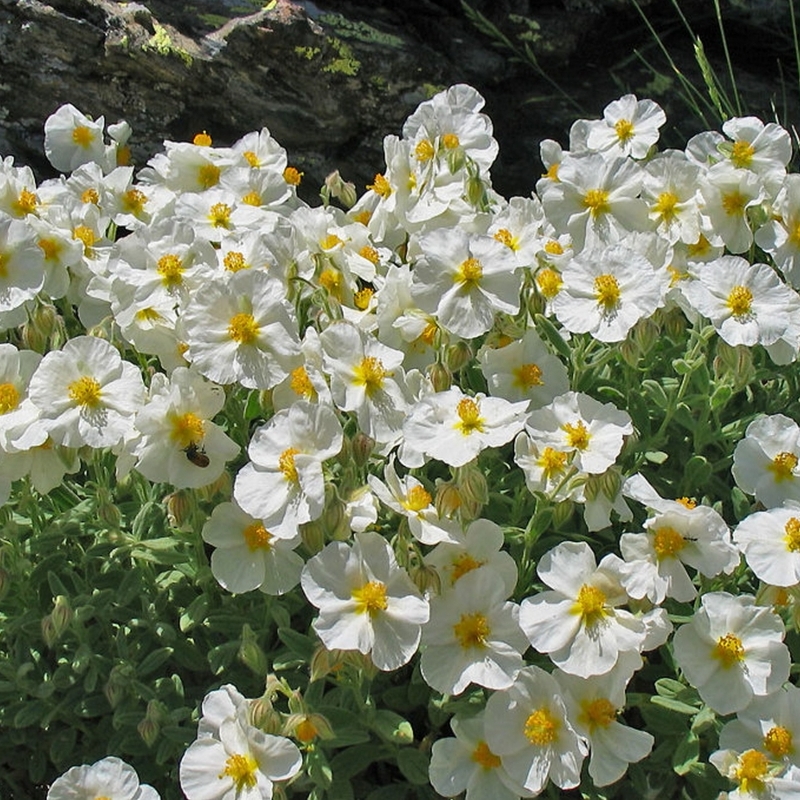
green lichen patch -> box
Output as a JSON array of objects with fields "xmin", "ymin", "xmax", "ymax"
[
  {"xmin": 143, "ymin": 22, "xmax": 193, "ymax": 66},
  {"xmin": 319, "ymin": 12, "xmax": 404, "ymax": 48},
  {"xmin": 321, "ymin": 37, "xmax": 361, "ymax": 77}
]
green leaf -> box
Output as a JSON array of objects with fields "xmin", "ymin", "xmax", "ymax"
[
  {"xmin": 397, "ymin": 748, "xmax": 430, "ymax": 785},
  {"xmin": 684, "ymin": 455, "xmax": 711, "ymax": 487},
  {"xmin": 534, "ymin": 313, "xmax": 571, "ymax": 360},
  {"xmin": 306, "ymin": 747, "xmax": 333, "ymax": 789},
  {"xmin": 13, "ymin": 700, "xmax": 47, "ymax": 728},
  {"xmin": 137, "ymin": 647, "xmax": 174, "ymax": 678},
  {"xmin": 651, "ymin": 696, "xmax": 700, "ymax": 715},
  {"xmin": 371, "ymin": 709, "xmax": 414, "ymax": 745},
  {"xmin": 642, "ymin": 379, "xmax": 669, "ymax": 409},
  {"xmin": 672, "ymin": 730, "xmax": 700, "ymax": 775},
  {"xmin": 655, "ymin": 678, "xmax": 687, "ymax": 699},
  {"xmin": 207, "ymin": 642, "xmax": 238, "ymax": 675},
  {"xmin": 179, "ymin": 595, "xmax": 210, "ymax": 633},
  {"xmin": 277, "ymin": 627, "xmax": 317, "ymax": 660},
  {"xmin": 330, "ymin": 745, "xmax": 387, "ymax": 780}
]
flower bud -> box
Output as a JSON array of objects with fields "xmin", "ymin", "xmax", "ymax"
[
  {"xmin": 164, "ymin": 490, "xmax": 192, "ymax": 529},
  {"xmin": 633, "ymin": 316, "xmax": 659, "ymax": 355},
  {"xmin": 618, "ymin": 337, "xmax": 639, "ymax": 368},
  {"xmin": 322, "ymin": 489, "xmax": 349, "ymax": 541},
  {"xmin": 104, "ymin": 663, "xmax": 135, "ymax": 708},
  {"xmin": 238, "ymin": 624, "xmax": 268, "ymax": 676},
  {"xmin": 250, "ymin": 696, "xmax": 283, "ymax": 734},
  {"xmin": 51, "ymin": 595, "xmax": 73, "ymax": 638},
  {"xmin": 351, "ymin": 432, "xmax": 375, "ymax": 467},
  {"xmin": 435, "ymin": 481, "xmax": 462, "ymax": 519},
  {"xmin": 137, "ymin": 717, "xmax": 159, "ymax": 748},
  {"xmin": 300, "ymin": 519, "xmax": 325, "ymax": 554},
  {"xmin": 428, "ymin": 362, "xmax": 451, "ymax": 392},
  {"xmin": 197, "ymin": 469, "xmax": 231, "ymax": 501},
  {"xmin": 458, "ymin": 464, "xmax": 488, "ymax": 508},
  {"xmin": 0, "ymin": 567, "xmax": 10, "ymax": 602},
  {"xmin": 445, "ymin": 341, "xmax": 472, "ymax": 373},
  {"xmin": 552, "ymin": 498, "xmax": 574, "ymax": 528},
  {"xmin": 663, "ymin": 307, "xmax": 687, "ymax": 340},
  {"xmin": 410, "ymin": 563, "xmax": 441, "ymax": 596},
  {"xmin": 322, "ymin": 170, "xmax": 358, "ymax": 209},
  {"xmin": 21, "ymin": 303, "xmax": 60, "ymax": 353},
  {"xmin": 309, "ymin": 646, "xmax": 346, "ymax": 682}
]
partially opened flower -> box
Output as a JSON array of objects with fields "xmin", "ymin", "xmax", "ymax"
[
  {"xmin": 44, "ymin": 104, "xmax": 106, "ymax": 173},
  {"xmin": 48, "ymin": 756, "xmax": 159, "ymax": 800}
]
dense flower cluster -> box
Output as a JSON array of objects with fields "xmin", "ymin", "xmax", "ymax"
[{"xmin": 4, "ymin": 90, "xmax": 800, "ymax": 799}]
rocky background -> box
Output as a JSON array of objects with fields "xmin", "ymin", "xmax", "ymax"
[{"xmin": 0, "ymin": 0, "xmax": 798, "ymax": 201}]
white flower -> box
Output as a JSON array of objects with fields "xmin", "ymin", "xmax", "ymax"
[
  {"xmin": 672, "ymin": 591, "xmax": 791, "ymax": 715},
  {"xmin": 0, "ymin": 343, "xmax": 44, "ymax": 452},
  {"xmin": 642, "ymin": 150, "xmax": 703, "ymax": 244},
  {"xmin": 721, "ymin": 116, "xmax": 793, "ymax": 193},
  {"xmin": 519, "ymin": 541, "xmax": 646, "ymax": 678},
  {"xmin": 44, "ymin": 104, "xmax": 106, "ymax": 173},
  {"xmin": 202, "ymin": 501, "xmax": 304, "ymax": 595},
  {"xmin": 734, "ymin": 505, "xmax": 800, "ymax": 587},
  {"xmin": 47, "ymin": 756, "xmax": 159, "ymax": 800},
  {"xmin": 420, "ymin": 567, "xmax": 527, "ymax": 695},
  {"xmin": 586, "ymin": 94, "xmax": 666, "ymax": 159},
  {"xmin": 0, "ymin": 214, "xmax": 46, "ymax": 314},
  {"xmin": 197, "ymin": 683, "xmax": 249, "ymax": 739},
  {"xmin": 710, "ymin": 750, "xmax": 800, "ymax": 800},
  {"xmin": 300, "ymin": 531, "xmax": 429, "ymax": 671}
]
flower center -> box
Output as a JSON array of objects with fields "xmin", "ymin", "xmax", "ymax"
[
  {"xmin": 367, "ymin": 173, "xmax": 392, "ymax": 198},
  {"xmin": 614, "ymin": 118, "xmax": 635, "ymax": 143},
  {"xmin": 770, "ymin": 451, "xmax": 798, "ymax": 481},
  {"xmin": 654, "ymin": 191, "xmax": 679, "ymax": 221},
  {"xmin": 451, "ymin": 553, "xmax": 484, "ymax": 582},
  {"xmin": 713, "ymin": 633, "xmax": 745, "ymax": 668},
  {"xmin": 403, "ymin": 484, "xmax": 432, "ymax": 513},
  {"xmin": 198, "ymin": 163, "xmax": 221, "ymax": 189},
  {"xmin": 453, "ymin": 612, "xmax": 491, "ymax": 650},
  {"xmin": 354, "ymin": 287, "xmax": 374, "ymax": 310},
  {"xmin": 296, "ymin": 717, "xmax": 318, "ymax": 743},
  {"xmin": 730, "ymin": 139, "xmax": 756, "ymax": 169},
  {"xmin": 157, "ymin": 254, "xmax": 184, "ymax": 288},
  {"xmin": 764, "ymin": 725, "xmax": 793, "ymax": 757},
  {"xmin": 784, "ymin": 517, "xmax": 800, "ymax": 552},
  {"xmin": 734, "ymin": 749, "xmax": 769, "ymax": 794},
  {"xmin": 524, "ymin": 707, "xmax": 559, "ymax": 746},
  {"xmin": 68, "ymin": 376, "xmax": 102, "ymax": 408},
  {"xmin": 789, "ymin": 222, "xmax": 800, "ymax": 248},
  {"xmin": 513, "ymin": 362, "xmax": 543, "ymax": 389},
  {"xmin": 455, "ymin": 397, "xmax": 485, "ymax": 435},
  {"xmin": 320, "ymin": 233, "xmax": 344, "ymax": 251},
  {"xmin": 218, "ymin": 753, "xmax": 258, "ymax": 793},
  {"xmin": 72, "ymin": 125, "xmax": 94, "ymax": 147},
  {"xmin": 536, "ymin": 267, "xmax": 562, "ymax": 298},
  {"xmin": 471, "ymin": 741, "xmax": 501, "ymax": 770},
  {"xmin": 13, "ymin": 189, "xmax": 38, "ymax": 216},
  {"xmin": 0, "ymin": 382, "xmax": 20, "ymax": 414},
  {"xmin": 581, "ymin": 697, "xmax": 617, "ymax": 730},
  {"xmin": 243, "ymin": 150, "xmax": 260, "ymax": 167},
  {"xmin": 224, "ymin": 251, "xmax": 249, "ymax": 272},
  {"xmin": 278, "ymin": 447, "xmax": 300, "ymax": 483},
  {"xmin": 38, "ymin": 237, "xmax": 62, "ymax": 261},
  {"xmin": 242, "ymin": 191, "xmax": 262, "ymax": 206},
  {"xmin": 352, "ymin": 580, "xmax": 388, "ymax": 616},
  {"xmin": 442, "ymin": 133, "xmax": 460, "ymax": 150},
  {"xmin": 359, "ymin": 245, "xmax": 380, "ymax": 265},
  {"xmin": 652, "ymin": 526, "xmax": 686, "ymax": 560},
  {"xmin": 582, "ymin": 188, "xmax": 610, "ymax": 217},
  {"xmin": 353, "ymin": 356, "xmax": 387, "ymax": 396},
  {"xmin": 283, "ymin": 166, "xmax": 303, "ymax": 186},
  {"xmin": 81, "ymin": 187, "xmax": 99, "ymax": 204},
  {"xmin": 722, "ymin": 190, "xmax": 747, "ymax": 216},
  {"xmin": 243, "ymin": 523, "xmax": 273, "ymax": 552},
  {"xmin": 538, "ymin": 447, "xmax": 568, "ymax": 478},
  {"xmin": 493, "ymin": 228, "xmax": 519, "ymax": 250},
  {"xmin": 171, "ymin": 412, "xmax": 205, "ymax": 449},
  {"xmin": 562, "ymin": 420, "xmax": 590, "ymax": 450},
  {"xmin": 415, "ymin": 139, "xmax": 434, "ymax": 162},
  {"xmin": 228, "ymin": 312, "xmax": 260, "ymax": 345},
  {"xmin": 208, "ymin": 202, "xmax": 232, "ymax": 228},
  {"xmin": 290, "ymin": 366, "xmax": 315, "ymax": 398},
  {"xmin": 135, "ymin": 307, "xmax": 161, "ymax": 323},
  {"xmin": 73, "ymin": 225, "xmax": 97, "ymax": 252},
  {"xmin": 544, "ymin": 239, "xmax": 564, "ymax": 255},
  {"xmin": 455, "ymin": 257, "xmax": 483, "ymax": 286},
  {"xmin": 193, "ymin": 131, "xmax": 212, "ymax": 146},
  {"xmin": 572, "ymin": 584, "xmax": 608, "ymax": 627},
  {"xmin": 594, "ymin": 273, "xmax": 621, "ymax": 310},
  {"xmin": 726, "ymin": 285, "xmax": 753, "ymax": 316},
  {"xmin": 319, "ymin": 268, "xmax": 343, "ymax": 299},
  {"xmin": 123, "ymin": 188, "xmax": 147, "ymax": 214}
]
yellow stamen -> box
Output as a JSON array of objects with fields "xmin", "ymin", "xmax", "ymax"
[
  {"xmin": 572, "ymin": 584, "xmax": 607, "ymax": 627},
  {"xmin": 193, "ymin": 131, "xmax": 212, "ymax": 147},
  {"xmin": 536, "ymin": 267, "xmax": 562, "ymax": 298},
  {"xmin": 318, "ymin": 268, "xmax": 343, "ymax": 299},
  {"xmin": 734, "ymin": 749, "xmax": 769, "ymax": 795},
  {"xmin": 228, "ymin": 312, "xmax": 260, "ymax": 344},
  {"xmin": 451, "ymin": 553, "xmax": 484, "ymax": 582},
  {"xmin": 171, "ymin": 412, "xmax": 205, "ymax": 449},
  {"xmin": 135, "ymin": 307, "xmax": 161, "ymax": 323},
  {"xmin": 242, "ymin": 523, "xmax": 273, "ymax": 552},
  {"xmin": 581, "ymin": 697, "xmax": 617, "ymax": 730},
  {"xmin": 726, "ymin": 285, "xmax": 753, "ymax": 316},
  {"xmin": 290, "ymin": 366, "xmax": 315, "ymax": 398},
  {"xmin": 730, "ymin": 140, "xmax": 756, "ymax": 169},
  {"xmin": 320, "ymin": 233, "xmax": 343, "ymax": 250},
  {"xmin": 722, "ymin": 190, "xmax": 747, "ymax": 216},
  {"xmin": 72, "ymin": 125, "xmax": 94, "ymax": 147},
  {"xmin": 157, "ymin": 254, "xmax": 184, "ymax": 289},
  {"xmin": 123, "ymin": 188, "xmax": 147, "ymax": 215},
  {"xmin": 208, "ymin": 202, "xmax": 232, "ymax": 228},
  {"xmin": 279, "ymin": 447, "xmax": 300, "ymax": 483},
  {"xmin": 354, "ymin": 287, "xmax": 374, "ymax": 310},
  {"xmin": 116, "ymin": 145, "xmax": 131, "ymax": 166},
  {"xmin": 494, "ymin": 228, "xmax": 519, "ymax": 250},
  {"xmin": 367, "ymin": 173, "xmax": 392, "ymax": 199},
  {"xmin": 789, "ymin": 222, "xmax": 800, "ymax": 248},
  {"xmin": 243, "ymin": 150, "xmax": 260, "ymax": 167},
  {"xmin": 442, "ymin": 133, "xmax": 460, "ymax": 150},
  {"xmin": 513, "ymin": 362, "xmax": 544, "ymax": 389},
  {"xmin": 784, "ymin": 517, "xmax": 800, "ymax": 552},
  {"xmin": 594, "ymin": 273, "xmax": 621, "ymax": 310},
  {"xmin": 562, "ymin": 420, "xmax": 590, "ymax": 450},
  {"xmin": 415, "ymin": 139, "xmax": 435, "ymax": 162},
  {"xmin": 687, "ymin": 234, "xmax": 712, "ymax": 258},
  {"xmin": 713, "ymin": 633, "xmax": 745, "ymax": 668},
  {"xmin": 73, "ymin": 225, "xmax": 98, "ymax": 252},
  {"xmin": 402, "ymin": 485, "xmax": 432, "ymax": 513},
  {"xmin": 12, "ymin": 189, "xmax": 38, "ymax": 216},
  {"xmin": 358, "ymin": 245, "xmax": 380, "ymax": 265},
  {"xmin": 198, "ymin": 163, "xmax": 221, "ymax": 189},
  {"xmin": 218, "ymin": 753, "xmax": 258, "ymax": 793},
  {"xmin": 353, "ymin": 210, "xmax": 372, "ymax": 226},
  {"xmin": 453, "ymin": 612, "xmax": 490, "ymax": 649},
  {"xmin": 677, "ymin": 497, "xmax": 697, "ymax": 509},
  {"xmin": 471, "ymin": 741, "xmax": 501, "ymax": 770},
  {"xmin": 654, "ymin": 191, "xmax": 679, "ymax": 222},
  {"xmin": 38, "ymin": 238, "xmax": 62, "ymax": 261},
  {"xmin": 353, "ymin": 356, "xmax": 387, "ymax": 396},
  {"xmin": 764, "ymin": 725, "xmax": 793, "ymax": 758},
  {"xmin": 455, "ymin": 257, "xmax": 483, "ymax": 286},
  {"xmin": 283, "ymin": 166, "xmax": 303, "ymax": 186},
  {"xmin": 582, "ymin": 188, "xmax": 610, "ymax": 217},
  {"xmin": 223, "ymin": 251, "xmax": 249, "ymax": 272},
  {"xmin": 544, "ymin": 239, "xmax": 564, "ymax": 256},
  {"xmin": 295, "ymin": 717, "xmax": 318, "ymax": 743},
  {"xmin": 0, "ymin": 383, "xmax": 20, "ymax": 414},
  {"xmin": 455, "ymin": 397, "xmax": 485, "ymax": 435},
  {"xmin": 652, "ymin": 526, "xmax": 686, "ymax": 560},
  {"xmin": 538, "ymin": 447, "xmax": 568, "ymax": 478},
  {"xmin": 352, "ymin": 580, "xmax": 388, "ymax": 616},
  {"xmin": 614, "ymin": 118, "xmax": 635, "ymax": 143},
  {"xmin": 770, "ymin": 452, "xmax": 798, "ymax": 481},
  {"xmin": 543, "ymin": 163, "xmax": 560, "ymax": 181},
  {"xmin": 81, "ymin": 188, "xmax": 99, "ymax": 205},
  {"xmin": 524, "ymin": 707, "xmax": 559, "ymax": 746},
  {"xmin": 241, "ymin": 191, "xmax": 262, "ymax": 206}
]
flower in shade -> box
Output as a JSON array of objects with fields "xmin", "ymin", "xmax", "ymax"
[{"xmin": 47, "ymin": 756, "xmax": 159, "ymax": 800}]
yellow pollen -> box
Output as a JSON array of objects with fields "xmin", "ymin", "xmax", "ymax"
[
  {"xmin": 208, "ymin": 202, "xmax": 232, "ymax": 228},
  {"xmin": 789, "ymin": 221, "xmax": 800, "ymax": 248},
  {"xmin": 123, "ymin": 188, "xmax": 147, "ymax": 214},
  {"xmin": 319, "ymin": 268, "xmax": 343, "ymax": 299},
  {"xmin": 536, "ymin": 267, "xmax": 562, "ymax": 298},
  {"xmin": 713, "ymin": 633, "xmax": 745, "ymax": 668},
  {"xmin": 442, "ymin": 133, "xmax": 460, "ymax": 150},
  {"xmin": 116, "ymin": 145, "xmax": 131, "ymax": 166},
  {"xmin": 367, "ymin": 173, "xmax": 392, "ymax": 199},
  {"xmin": 722, "ymin": 190, "xmax": 747, "ymax": 216},
  {"xmin": 72, "ymin": 125, "xmax": 94, "ymax": 147},
  {"xmin": 358, "ymin": 245, "xmax": 380, "ymax": 265},
  {"xmin": 652, "ymin": 526, "xmax": 686, "ymax": 559},
  {"xmin": 403, "ymin": 484, "xmax": 432, "ymax": 513},
  {"xmin": 295, "ymin": 717, "xmax": 318, "ymax": 743},
  {"xmin": 494, "ymin": 228, "xmax": 518, "ymax": 250},
  {"xmin": 735, "ymin": 749, "xmax": 769, "ymax": 794},
  {"xmin": 455, "ymin": 397, "xmax": 485, "ymax": 435},
  {"xmin": 538, "ymin": 447, "xmax": 568, "ymax": 478},
  {"xmin": 677, "ymin": 496, "xmax": 697, "ymax": 509},
  {"xmin": 73, "ymin": 225, "xmax": 97, "ymax": 251},
  {"xmin": 415, "ymin": 139, "xmax": 435, "ymax": 162},
  {"xmin": 353, "ymin": 356, "xmax": 387, "ymax": 395},
  {"xmin": 784, "ymin": 517, "xmax": 800, "ymax": 552},
  {"xmin": 353, "ymin": 210, "xmax": 372, "ymax": 226},
  {"xmin": 283, "ymin": 166, "xmax": 303, "ymax": 185},
  {"xmin": 730, "ymin": 139, "xmax": 756, "ymax": 169},
  {"xmin": 572, "ymin": 584, "xmax": 608, "ymax": 627},
  {"xmin": 562, "ymin": 420, "xmax": 590, "ymax": 450},
  {"xmin": 279, "ymin": 447, "xmax": 300, "ymax": 483},
  {"xmin": 38, "ymin": 238, "xmax": 62, "ymax": 261},
  {"xmin": 543, "ymin": 163, "xmax": 560, "ymax": 181},
  {"xmin": 193, "ymin": 131, "xmax": 212, "ymax": 147},
  {"xmin": 614, "ymin": 118, "xmax": 635, "ymax": 143},
  {"xmin": 68, "ymin": 376, "xmax": 102, "ymax": 408},
  {"xmin": 354, "ymin": 287, "xmax": 374, "ymax": 310},
  {"xmin": 243, "ymin": 150, "xmax": 260, "ymax": 167},
  {"xmin": 13, "ymin": 188, "xmax": 38, "ymax": 216},
  {"xmin": 223, "ymin": 251, "xmax": 249, "ymax": 272},
  {"xmin": 456, "ymin": 257, "xmax": 483, "ymax": 285},
  {"xmin": 667, "ymin": 265, "xmax": 685, "ymax": 286},
  {"xmin": 418, "ymin": 322, "xmax": 438, "ymax": 348},
  {"xmin": 453, "ymin": 612, "xmax": 491, "ymax": 649},
  {"xmin": 320, "ymin": 233, "xmax": 344, "ymax": 250},
  {"xmin": 581, "ymin": 697, "xmax": 617, "ymax": 730},
  {"xmin": 218, "ymin": 753, "xmax": 258, "ymax": 793},
  {"xmin": 594, "ymin": 273, "xmax": 621, "ymax": 310},
  {"xmin": 290, "ymin": 366, "xmax": 315, "ymax": 398},
  {"xmin": 451, "ymin": 553, "xmax": 484, "ymax": 582},
  {"xmin": 513, "ymin": 362, "xmax": 544, "ymax": 389},
  {"xmin": 471, "ymin": 741, "xmax": 501, "ymax": 770},
  {"xmin": 524, "ymin": 707, "xmax": 559, "ymax": 746},
  {"xmin": 0, "ymin": 382, "xmax": 20, "ymax": 414},
  {"xmin": 134, "ymin": 307, "xmax": 161, "ymax": 323},
  {"xmin": 241, "ymin": 191, "xmax": 262, "ymax": 206},
  {"xmin": 726, "ymin": 285, "xmax": 753, "ymax": 317},
  {"xmin": 198, "ymin": 163, "xmax": 221, "ymax": 189},
  {"xmin": 687, "ymin": 234, "xmax": 712, "ymax": 257},
  {"xmin": 171, "ymin": 412, "xmax": 205, "ymax": 449},
  {"xmin": 228, "ymin": 312, "xmax": 260, "ymax": 345},
  {"xmin": 352, "ymin": 580, "xmax": 388, "ymax": 616},
  {"xmin": 654, "ymin": 191, "xmax": 679, "ymax": 221},
  {"xmin": 763, "ymin": 725, "xmax": 793, "ymax": 758},
  {"xmin": 544, "ymin": 239, "xmax": 564, "ymax": 255},
  {"xmin": 157, "ymin": 254, "xmax": 184, "ymax": 288},
  {"xmin": 242, "ymin": 523, "xmax": 273, "ymax": 552},
  {"xmin": 81, "ymin": 188, "xmax": 100, "ymax": 205},
  {"xmin": 770, "ymin": 451, "xmax": 798, "ymax": 481},
  {"xmin": 582, "ymin": 188, "xmax": 610, "ymax": 217}
]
